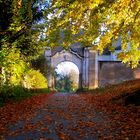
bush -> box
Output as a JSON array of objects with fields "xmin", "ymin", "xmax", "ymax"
[
  {"xmin": 0, "ymin": 47, "xmax": 27, "ymax": 86},
  {"xmin": 0, "ymin": 47, "xmax": 28, "ymax": 99},
  {"xmin": 23, "ymin": 69, "xmax": 48, "ymax": 92}
]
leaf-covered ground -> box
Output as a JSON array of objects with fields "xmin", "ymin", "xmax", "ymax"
[{"xmin": 0, "ymin": 80, "xmax": 140, "ymax": 140}]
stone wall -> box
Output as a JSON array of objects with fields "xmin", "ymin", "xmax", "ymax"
[
  {"xmin": 98, "ymin": 62, "xmax": 140, "ymax": 87},
  {"xmin": 88, "ymin": 50, "xmax": 98, "ymax": 89}
]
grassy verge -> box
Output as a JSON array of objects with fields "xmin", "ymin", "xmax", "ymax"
[{"xmin": 0, "ymin": 87, "xmax": 54, "ymax": 107}]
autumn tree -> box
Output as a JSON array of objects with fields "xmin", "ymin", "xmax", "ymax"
[
  {"xmin": 0, "ymin": 0, "xmax": 49, "ymax": 58},
  {"xmin": 0, "ymin": 0, "xmax": 49, "ymax": 96},
  {"xmin": 45, "ymin": 0, "xmax": 140, "ymax": 68}
]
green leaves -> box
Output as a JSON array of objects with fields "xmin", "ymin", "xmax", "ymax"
[
  {"xmin": 0, "ymin": 0, "xmax": 50, "ymax": 97},
  {"xmin": 0, "ymin": 46, "xmax": 27, "ymax": 86}
]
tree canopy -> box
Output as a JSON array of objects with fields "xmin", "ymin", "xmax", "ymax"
[{"xmin": 45, "ymin": 0, "xmax": 140, "ymax": 67}]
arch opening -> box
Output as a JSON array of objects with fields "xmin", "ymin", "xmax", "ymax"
[{"xmin": 54, "ymin": 61, "xmax": 80, "ymax": 92}]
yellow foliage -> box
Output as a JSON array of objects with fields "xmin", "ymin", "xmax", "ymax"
[
  {"xmin": 23, "ymin": 69, "xmax": 48, "ymax": 90},
  {"xmin": 46, "ymin": 0, "xmax": 140, "ymax": 67},
  {"xmin": 18, "ymin": 0, "xmax": 22, "ymax": 9}
]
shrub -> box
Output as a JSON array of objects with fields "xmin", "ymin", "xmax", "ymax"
[
  {"xmin": 0, "ymin": 47, "xmax": 27, "ymax": 98},
  {"xmin": 0, "ymin": 47, "xmax": 27, "ymax": 86},
  {"xmin": 22, "ymin": 69, "xmax": 48, "ymax": 92}
]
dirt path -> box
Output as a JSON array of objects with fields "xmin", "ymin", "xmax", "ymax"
[{"xmin": 4, "ymin": 93, "xmax": 115, "ymax": 140}]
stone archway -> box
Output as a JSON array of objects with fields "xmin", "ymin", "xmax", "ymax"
[
  {"xmin": 51, "ymin": 50, "xmax": 82, "ymax": 89},
  {"xmin": 45, "ymin": 47, "xmax": 98, "ymax": 89}
]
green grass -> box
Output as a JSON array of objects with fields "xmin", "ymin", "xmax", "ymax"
[{"xmin": 0, "ymin": 86, "xmax": 53, "ymax": 107}]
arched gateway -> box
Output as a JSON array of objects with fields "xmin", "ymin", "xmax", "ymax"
[{"xmin": 45, "ymin": 46, "xmax": 98, "ymax": 89}]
